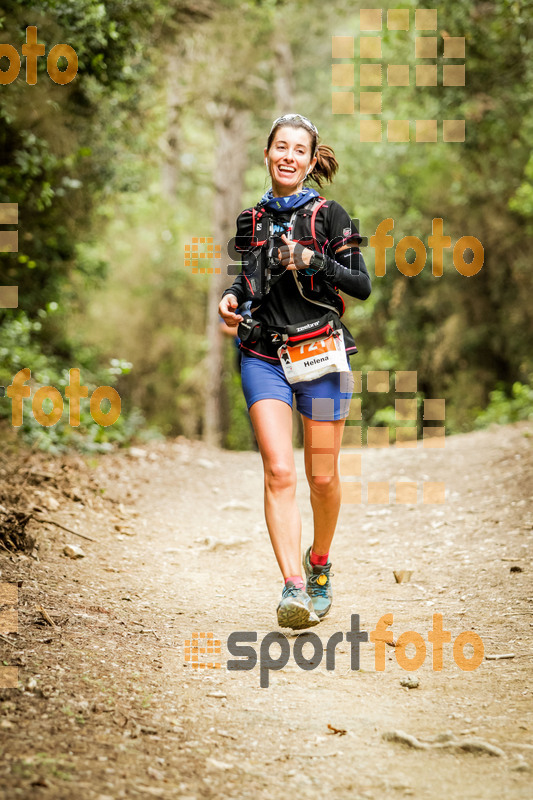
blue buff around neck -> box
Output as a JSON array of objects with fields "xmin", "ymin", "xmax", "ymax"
[{"xmin": 260, "ymin": 186, "xmax": 320, "ymax": 211}]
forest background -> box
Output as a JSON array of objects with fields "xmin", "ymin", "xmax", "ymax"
[{"xmin": 1, "ymin": 0, "xmax": 532, "ymax": 453}]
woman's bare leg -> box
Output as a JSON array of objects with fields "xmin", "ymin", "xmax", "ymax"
[
  {"xmin": 249, "ymin": 399, "xmax": 302, "ymax": 578},
  {"xmin": 301, "ymin": 416, "xmax": 346, "ymax": 556}
]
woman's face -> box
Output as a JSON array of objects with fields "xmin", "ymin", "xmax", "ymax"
[{"xmin": 264, "ymin": 125, "xmax": 317, "ymax": 196}]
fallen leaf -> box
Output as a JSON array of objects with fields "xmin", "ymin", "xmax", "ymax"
[{"xmin": 327, "ymin": 723, "xmax": 347, "ymax": 736}]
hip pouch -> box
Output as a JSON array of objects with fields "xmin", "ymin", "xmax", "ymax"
[
  {"xmin": 237, "ymin": 317, "xmax": 262, "ymax": 347},
  {"xmin": 275, "ymin": 312, "xmax": 350, "ymax": 385},
  {"xmin": 281, "ymin": 311, "xmax": 341, "ymax": 346}
]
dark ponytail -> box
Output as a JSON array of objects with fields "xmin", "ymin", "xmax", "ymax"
[{"xmin": 307, "ymin": 143, "xmax": 338, "ymax": 188}]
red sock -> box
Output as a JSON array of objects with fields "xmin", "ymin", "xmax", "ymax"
[
  {"xmin": 310, "ymin": 549, "xmax": 329, "ymax": 566},
  {"xmin": 285, "ymin": 575, "xmax": 305, "ymax": 589}
]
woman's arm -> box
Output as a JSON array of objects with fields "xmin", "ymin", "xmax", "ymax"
[
  {"xmin": 321, "ymin": 200, "xmax": 371, "ymax": 300},
  {"xmin": 221, "ymin": 277, "xmax": 246, "ymax": 306},
  {"xmin": 220, "ymin": 209, "xmax": 255, "ymax": 306},
  {"xmin": 219, "ymin": 293, "xmax": 243, "ymax": 326},
  {"xmin": 278, "ymin": 226, "xmax": 372, "ymax": 301},
  {"xmin": 317, "ymin": 245, "xmax": 372, "ymax": 300}
]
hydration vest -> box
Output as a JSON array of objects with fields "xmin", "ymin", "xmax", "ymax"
[{"xmin": 237, "ymin": 196, "xmax": 347, "ymax": 318}]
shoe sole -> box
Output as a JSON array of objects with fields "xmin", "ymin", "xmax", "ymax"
[
  {"xmin": 277, "ymin": 601, "xmax": 320, "ymax": 630},
  {"xmin": 302, "ymin": 548, "xmax": 332, "ymax": 619}
]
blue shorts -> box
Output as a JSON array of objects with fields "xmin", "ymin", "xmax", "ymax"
[{"xmin": 240, "ymin": 353, "xmax": 354, "ymax": 421}]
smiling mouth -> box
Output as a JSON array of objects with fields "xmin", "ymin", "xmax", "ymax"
[{"xmin": 278, "ymin": 166, "xmax": 296, "ymax": 175}]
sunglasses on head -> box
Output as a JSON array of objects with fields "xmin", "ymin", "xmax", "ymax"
[{"xmin": 270, "ymin": 114, "xmax": 319, "ymax": 136}]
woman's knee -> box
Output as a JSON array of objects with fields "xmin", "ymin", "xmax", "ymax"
[
  {"xmin": 264, "ymin": 461, "xmax": 296, "ymax": 493},
  {"xmin": 308, "ymin": 472, "xmax": 339, "ymax": 494}
]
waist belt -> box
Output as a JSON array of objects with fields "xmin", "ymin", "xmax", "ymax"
[
  {"xmin": 266, "ymin": 311, "xmax": 342, "ymax": 345},
  {"xmin": 237, "ymin": 311, "xmax": 343, "ymax": 354}
]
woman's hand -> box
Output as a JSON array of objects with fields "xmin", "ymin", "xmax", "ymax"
[
  {"xmin": 277, "ymin": 233, "xmax": 314, "ymax": 270},
  {"xmin": 218, "ymin": 294, "xmax": 243, "ymax": 327}
]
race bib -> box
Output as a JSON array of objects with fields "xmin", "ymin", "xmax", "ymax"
[{"xmin": 277, "ymin": 329, "xmax": 350, "ymax": 384}]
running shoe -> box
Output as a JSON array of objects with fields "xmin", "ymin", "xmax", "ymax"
[
  {"xmin": 302, "ymin": 546, "xmax": 333, "ymax": 618},
  {"xmin": 277, "ymin": 581, "xmax": 320, "ymax": 630}
]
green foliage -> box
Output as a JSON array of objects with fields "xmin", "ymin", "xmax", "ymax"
[
  {"xmin": 0, "ymin": 0, "xmax": 200, "ymax": 334},
  {"xmin": 0, "ymin": 0, "xmax": 209, "ymax": 450},
  {"xmin": 330, "ymin": 0, "xmax": 533, "ymax": 433},
  {"xmin": 67, "ymin": 185, "xmax": 212, "ymax": 438},
  {"xmin": 474, "ymin": 380, "xmax": 533, "ymax": 428},
  {"xmin": 509, "ymin": 153, "xmax": 533, "ymax": 231},
  {"xmin": 0, "ymin": 311, "xmax": 149, "ymax": 452}
]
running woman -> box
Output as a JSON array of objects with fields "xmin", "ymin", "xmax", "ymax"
[{"xmin": 218, "ymin": 114, "xmax": 371, "ymax": 630}]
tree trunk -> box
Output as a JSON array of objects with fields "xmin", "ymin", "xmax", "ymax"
[
  {"xmin": 273, "ymin": 35, "xmax": 294, "ymax": 112},
  {"xmin": 161, "ymin": 47, "xmax": 185, "ymax": 198},
  {"xmin": 203, "ymin": 107, "xmax": 248, "ymax": 447}
]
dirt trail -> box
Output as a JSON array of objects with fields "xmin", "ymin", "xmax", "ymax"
[{"xmin": 0, "ymin": 422, "xmax": 532, "ymax": 799}]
